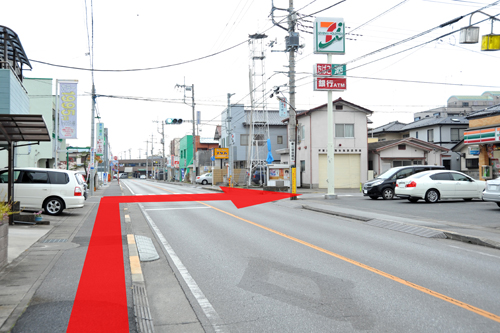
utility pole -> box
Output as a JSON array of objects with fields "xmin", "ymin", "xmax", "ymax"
[
  {"xmin": 138, "ymin": 148, "xmax": 142, "ymax": 159},
  {"xmin": 90, "ymin": 84, "xmax": 96, "ymax": 197},
  {"xmin": 145, "ymin": 140, "xmax": 149, "ymax": 179},
  {"xmin": 288, "ymin": 0, "xmax": 297, "ymax": 199},
  {"xmin": 154, "ymin": 120, "xmax": 166, "ymax": 181},
  {"xmin": 175, "ymin": 81, "xmax": 196, "ymax": 184},
  {"xmin": 227, "ymin": 93, "xmax": 235, "ymax": 187}
]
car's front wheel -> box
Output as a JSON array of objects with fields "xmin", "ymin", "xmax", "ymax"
[
  {"xmin": 44, "ymin": 197, "xmax": 64, "ymax": 216},
  {"xmin": 202, "ymin": 180, "xmax": 208, "ymax": 185},
  {"xmin": 425, "ymin": 189, "xmax": 439, "ymax": 203},
  {"xmin": 496, "ymin": 202, "xmax": 500, "ymax": 207},
  {"xmin": 382, "ymin": 188, "xmax": 394, "ymax": 200}
]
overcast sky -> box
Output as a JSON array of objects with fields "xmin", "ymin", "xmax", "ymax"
[{"xmin": 2, "ymin": 0, "xmax": 500, "ymax": 159}]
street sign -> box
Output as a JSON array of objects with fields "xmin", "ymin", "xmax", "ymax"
[
  {"xmin": 314, "ymin": 63, "xmax": 346, "ymax": 76},
  {"xmin": 314, "ymin": 77, "xmax": 346, "ymax": 91},
  {"xmin": 289, "ymin": 141, "xmax": 296, "ymax": 165},
  {"xmin": 214, "ymin": 148, "xmax": 229, "ymax": 159}
]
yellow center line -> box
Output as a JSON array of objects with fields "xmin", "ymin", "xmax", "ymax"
[
  {"xmin": 137, "ymin": 182, "xmax": 500, "ymax": 323},
  {"xmin": 198, "ymin": 201, "xmax": 500, "ymax": 324}
]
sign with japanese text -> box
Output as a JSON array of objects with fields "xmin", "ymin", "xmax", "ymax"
[
  {"xmin": 96, "ymin": 123, "xmax": 104, "ymax": 156},
  {"xmin": 314, "ymin": 63, "xmax": 346, "ymax": 76},
  {"xmin": 278, "ymin": 97, "xmax": 288, "ymax": 117},
  {"xmin": 174, "ymin": 156, "xmax": 179, "ymax": 168},
  {"xmin": 314, "ymin": 77, "xmax": 346, "ymax": 91},
  {"xmin": 314, "ymin": 18, "xmax": 345, "ymax": 54},
  {"xmin": 58, "ymin": 81, "xmax": 78, "ymax": 139},
  {"xmin": 289, "ymin": 141, "xmax": 295, "ymax": 165},
  {"xmin": 214, "ymin": 148, "xmax": 229, "ymax": 159}
]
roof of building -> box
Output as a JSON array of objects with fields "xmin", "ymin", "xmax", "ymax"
[
  {"xmin": 0, "ymin": 25, "xmax": 32, "ymax": 70},
  {"xmin": 368, "ymin": 137, "xmax": 449, "ymax": 152},
  {"xmin": 448, "ymin": 95, "xmax": 493, "ymax": 101},
  {"xmin": 400, "ymin": 116, "xmax": 468, "ymax": 131},
  {"xmin": 243, "ymin": 109, "xmax": 288, "ymax": 126},
  {"xmin": 466, "ymin": 103, "xmax": 500, "ymax": 119},
  {"xmin": 370, "ymin": 121, "xmax": 407, "ymax": 134},
  {"xmin": 282, "ymin": 98, "xmax": 372, "ymax": 123},
  {"xmin": 199, "ymin": 137, "xmax": 219, "ymax": 144}
]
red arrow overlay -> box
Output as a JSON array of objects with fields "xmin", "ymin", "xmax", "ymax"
[{"xmin": 67, "ymin": 188, "xmax": 299, "ymax": 332}]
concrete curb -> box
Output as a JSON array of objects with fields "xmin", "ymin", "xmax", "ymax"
[{"xmin": 302, "ymin": 205, "xmax": 500, "ymax": 250}]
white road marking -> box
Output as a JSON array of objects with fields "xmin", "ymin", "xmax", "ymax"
[
  {"xmin": 145, "ymin": 207, "xmax": 210, "ymax": 211},
  {"xmin": 448, "ymin": 245, "xmax": 500, "ymax": 260},
  {"xmin": 139, "ymin": 204, "xmax": 228, "ymax": 332}
]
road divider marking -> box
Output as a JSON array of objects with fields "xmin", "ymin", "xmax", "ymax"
[
  {"xmin": 144, "ymin": 207, "xmax": 210, "ymax": 211},
  {"xmin": 139, "ymin": 204, "xmax": 228, "ymax": 333},
  {"xmin": 200, "ymin": 202, "xmax": 500, "ymax": 324}
]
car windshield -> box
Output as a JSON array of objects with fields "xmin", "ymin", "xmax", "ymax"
[{"xmin": 376, "ymin": 168, "xmax": 398, "ymax": 180}]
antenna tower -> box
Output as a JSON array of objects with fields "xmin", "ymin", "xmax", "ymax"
[{"xmin": 247, "ymin": 33, "xmax": 270, "ymax": 185}]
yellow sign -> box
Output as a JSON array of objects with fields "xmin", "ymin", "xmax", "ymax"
[
  {"xmin": 291, "ymin": 167, "xmax": 296, "ymax": 194},
  {"xmin": 214, "ymin": 148, "xmax": 229, "ymax": 159}
]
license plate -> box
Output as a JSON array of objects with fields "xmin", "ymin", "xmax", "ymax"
[{"xmin": 489, "ymin": 184, "xmax": 498, "ymax": 191}]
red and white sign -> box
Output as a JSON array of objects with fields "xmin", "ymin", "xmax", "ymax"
[
  {"xmin": 315, "ymin": 63, "xmax": 332, "ymax": 76},
  {"xmin": 114, "ymin": 156, "xmax": 118, "ymax": 160},
  {"xmin": 314, "ymin": 77, "xmax": 346, "ymax": 91}
]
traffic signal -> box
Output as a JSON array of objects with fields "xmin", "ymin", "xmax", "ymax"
[{"xmin": 166, "ymin": 118, "xmax": 183, "ymax": 125}]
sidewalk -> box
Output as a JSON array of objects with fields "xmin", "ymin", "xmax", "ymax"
[{"xmin": 0, "ymin": 181, "xmax": 124, "ymax": 332}]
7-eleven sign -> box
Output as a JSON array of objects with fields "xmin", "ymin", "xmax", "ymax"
[{"xmin": 314, "ymin": 17, "xmax": 345, "ymax": 54}]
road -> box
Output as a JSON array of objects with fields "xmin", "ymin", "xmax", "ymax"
[{"xmin": 123, "ymin": 179, "xmax": 500, "ymax": 332}]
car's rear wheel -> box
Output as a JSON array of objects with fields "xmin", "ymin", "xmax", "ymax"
[
  {"xmin": 408, "ymin": 198, "xmax": 419, "ymax": 203},
  {"xmin": 425, "ymin": 189, "xmax": 439, "ymax": 203},
  {"xmin": 44, "ymin": 197, "xmax": 64, "ymax": 216},
  {"xmin": 496, "ymin": 202, "xmax": 500, "ymax": 207},
  {"xmin": 369, "ymin": 196, "xmax": 378, "ymax": 200},
  {"xmin": 202, "ymin": 180, "xmax": 208, "ymax": 185},
  {"xmin": 381, "ymin": 188, "xmax": 394, "ymax": 200}
]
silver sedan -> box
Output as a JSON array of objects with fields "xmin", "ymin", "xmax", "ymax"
[{"xmin": 482, "ymin": 177, "xmax": 500, "ymax": 208}]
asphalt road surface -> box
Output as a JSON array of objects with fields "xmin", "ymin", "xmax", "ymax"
[{"xmin": 123, "ymin": 180, "xmax": 500, "ymax": 332}]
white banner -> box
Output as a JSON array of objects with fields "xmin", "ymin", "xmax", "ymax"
[
  {"xmin": 96, "ymin": 123, "xmax": 104, "ymax": 156},
  {"xmin": 59, "ymin": 81, "xmax": 78, "ymax": 139}
]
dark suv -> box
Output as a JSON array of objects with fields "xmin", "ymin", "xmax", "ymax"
[
  {"xmin": 363, "ymin": 165, "xmax": 445, "ymax": 200},
  {"xmin": 251, "ymin": 169, "xmax": 267, "ymax": 185}
]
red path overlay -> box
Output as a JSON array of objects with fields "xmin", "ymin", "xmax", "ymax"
[{"xmin": 67, "ymin": 187, "xmax": 298, "ymax": 332}]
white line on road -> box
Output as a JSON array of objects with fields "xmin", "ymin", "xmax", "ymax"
[
  {"xmin": 448, "ymin": 245, "xmax": 500, "ymax": 260},
  {"xmin": 144, "ymin": 207, "xmax": 210, "ymax": 211},
  {"xmin": 139, "ymin": 204, "xmax": 228, "ymax": 333}
]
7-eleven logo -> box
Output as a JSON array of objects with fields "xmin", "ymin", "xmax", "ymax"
[{"xmin": 314, "ymin": 17, "xmax": 345, "ymax": 54}]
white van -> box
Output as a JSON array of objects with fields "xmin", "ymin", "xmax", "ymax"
[{"xmin": 0, "ymin": 167, "xmax": 85, "ymax": 216}]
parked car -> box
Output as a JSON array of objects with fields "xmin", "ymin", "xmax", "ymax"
[
  {"xmin": 119, "ymin": 173, "xmax": 128, "ymax": 179},
  {"xmin": 395, "ymin": 170, "xmax": 486, "ymax": 203},
  {"xmin": 196, "ymin": 173, "xmax": 212, "ymax": 185},
  {"xmin": 0, "ymin": 167, "xmax": 85, "ymax": 215},
  {"xmin": 252, "ymin": 168, "xmax": 267, "ymax": 185},
  {"xmin": 76, "ymin": 173, "xmax": 88, "ymax": 200},
  {"xmin": 363, "ymin": 165, "xmax": 445, "ymax": 200},
  {"xmin": 482, "ymin": 177, "xmax": 500, "ymax": 208},
  {"xmin": 140, "ymin": 175, "xmax": 146, "ymax": 179}
]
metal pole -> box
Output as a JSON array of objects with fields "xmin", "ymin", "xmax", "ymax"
[
  {"xmin": 90, "ymin": 84, "xmax": 95, "ymax": 196},
  {"xmin": 325, "ymin": 54, "xmax": 337, "ymax": 199},
  {"xmin": 192, "ymin": 84, "xmax": 196, "ymax": 184}
]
